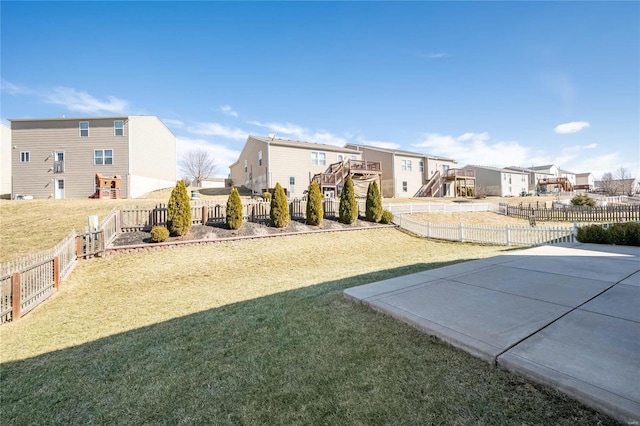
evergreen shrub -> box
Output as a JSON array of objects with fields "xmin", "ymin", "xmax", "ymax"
[
  {"xmin": 570, "ymin": 194, "xmax": 596, "ymax": 207},
  {"xmin": 365, "ymin": 181, "xmax": 382, "ymax": 222},
  {"xmin": 226, "ymin": 187, "xmax": 243, "ymax": 230},
  {"xmin": 339, "ymin": 176, "xmax": 358, "ymax": 224},
  {"xmin": 262, "ymin": 192, "xmax": 272, "ymax": 201},
  {"xmin": 270, "ymin": 183, "xmax": 290, "ymax": 228},
  {"xmin": 150, "ymin": 226, "xmax": 169, "ymax": 243},
  {"xmin": 306, "ymin": 181, "xmax": 324, "ymax": 226},
  {"xmin": 167, "ymin": 180, "xmax": 192, "ymax": 236},
  {"xmin": 380, "ymin": 210, "xmax": 394, "ymax": 224}
]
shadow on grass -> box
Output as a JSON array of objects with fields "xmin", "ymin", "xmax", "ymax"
[{"xmin": 0, "ymin": 262, "xmax": 617, "ymax": 425}]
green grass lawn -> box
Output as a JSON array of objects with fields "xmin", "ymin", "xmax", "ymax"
[{"xmin": 0, "ymin": 229, "xmax": 615, "ymax": 424}]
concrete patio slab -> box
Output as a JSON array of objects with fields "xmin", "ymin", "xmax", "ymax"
[
  {"xmin": 620, "ymin": 271, "xmax": 640, "ymax": 287},
  {"xmin": 499, "ymin": 309, "xmax": 640, "ymax": 424},
  {"xmin": 344, "ymin": 243, "xmax": 640, "ymax": 423},
  {"xmin": 365, "ymin": 280, "xmax": 569, "ymax": 362},
  {"xmin": 580, "ymin": 284, "xmax": 640, "ymax": 323},
  {"xmin": 504, "ymin": 255, "xmax": 639, "ymax": 283},
  {"xmin": 450, "ymin": 265, "xmax": 612, "ymax": 307}
]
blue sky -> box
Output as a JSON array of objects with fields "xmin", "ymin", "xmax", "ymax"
[{"xmin": 2, "ymin": 1, "xmax": 638, "ymax": 179}]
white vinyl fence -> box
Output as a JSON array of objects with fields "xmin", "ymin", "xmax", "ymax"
[
  {"xmin": 394, "ymin": 214, "xmax": 577, "ymax": 246},
  {"xmin": 381, "ymin": 202, "xmax": 498, "ymax": 215}
]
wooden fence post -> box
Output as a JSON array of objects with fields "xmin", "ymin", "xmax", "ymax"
[
  {"xmin": 11, "ymin": 272, "xmax": 21, "ymax": 320},
  {"xmin": 202, "ymin": 206, "xmax": 208, "ymax": 225},
  {"xmin": 53, "ymin": 256, "xmax": 60, "ymax": 291},
  {"xmin": 75, "ymin": 235, "xmax": 83, "ymax": 257}
]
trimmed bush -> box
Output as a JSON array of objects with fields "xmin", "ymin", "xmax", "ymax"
[
  {"xmin": 167, "ymin": 180, "xmax": 192, "ymax": 236},
  {"xmin": 226, "ymin": 187, "xmax": 243, "ymax": 230},
  {"xmin": 306, "ymin": 181, "xmax": 324, "ymax": 226},
  {"xmin": 339, "ymin": 176, "xmax": 358, "ymax": 224},
  {"xmin": 380, "ymin": 209, "xmax": 394, "ymax": 224},
  {"xmin": 576, "ymin": 224, "xmax": 607, "ymax": 243},
  {"xmin": 365, "ymin": 181, "xmax": 383, "ymax": 223},
  {"xmin": 270, "ymin": 183, "xmax": 290, "ymax": 228},
  {"xmin": 576, "ymin": 222, "xmax": 640, "ymax": 246},
  {"xmin": 150, "ymin": 226, "xmax": 169, "ymax": 243},
  {"xmin": 571, "ymin": 194, "xmax": 596, "ymax": 207},
  {"xmin": 262, "ymin": 192, "xmax": 272, "ymax": 202}
]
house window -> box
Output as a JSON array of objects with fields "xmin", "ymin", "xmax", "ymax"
[
  {"xmin": 20, "ymin": 151, "xmax": 30, "ymax": 162},
  {"xmin": 402, "ymin": 181, "xmax": 407, "ymax": 192},
  {"xmin": 80, "ymin": 121, "xmax": 89, "ymax": 137},
  {"xmin": 407, "ymin": 160, "xmax": 412, "ymax": 172},
  {"xmin": 311, "ymin": 151, "xmax": 326, "ymax": 166},
  {"xmin": 244, "ymin": 159, "xmax": 248, "ymax": 173},
  {"xmin": 419, "ymin": 161, "xmax": 424, "ymax": 172},
  {"xmin": 337, "ymin": 154, "xmax": 344, "ymax": 162},
  {"xmin": 289, "ymin": 176, "xmax": 295, "ymax": 195},
  {"xmin": 114, "ymin": 120, "xmax": 124, "ymax": 136},
  {"xmin": 401, "ymin": 160, "xmax": 407, "ymax": 171},
  {"xmin": 94, "ymin": 149, "xmax": 113, "ymax": 165},
  {"xmin": 351, "ymin": 155, "xmax": 357, "ymax": 160},
  {"xmin": 258, "ymin": 151, "xmax": 263, "ymax": 166}
]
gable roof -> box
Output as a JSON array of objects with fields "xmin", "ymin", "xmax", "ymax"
[
  {"xmin": 346, "ymin": 143, "xmax": 456, "ymax": 162},
  {"xmin": 250, "ymin": 135, "xmax": 360, "ymax": 153},
  {"xmin": 528, "ymin": 164, "xmax": 557, "ymax": 171},
  {"xmin": 463, "ymin": 164, "xmax": 527, "ymax": 174}
]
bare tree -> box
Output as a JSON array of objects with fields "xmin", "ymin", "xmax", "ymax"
[
  {"xmin": 180, "ymin": 149, "xmax": 218, "ymax": 187},
  {"xmin": 600, "ymin": 172, "xmax": 616, "ymax": 195},
  {"xmin": 614, "ymin": 167, "xmax": 635, "ymax": 196}
]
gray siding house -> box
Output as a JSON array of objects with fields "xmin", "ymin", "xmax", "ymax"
[
  {"xmin": 10, "ymin": 116, "xmax": 176, "ymax": 199},
  {"xmin": 345, "ymin": 144, "xmax": 469, "ymax": 198},
  {"xmin": 463, "ymin": 165, "xmax": 528, "ymax": 197},
  {"xmin": 1, "ymin": 123, "xmax": 10, "ymax": 199}
]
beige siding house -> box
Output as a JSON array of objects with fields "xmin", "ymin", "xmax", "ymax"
[
  {"xmin": 10, "ymin": 116, "xmax": 176, "ymax": 199},
  {"xmin": 345, "ymin": 144, "xmax": 465, "ymax": 198},
  {"xmin": 1, "ymin": 123, "xmax": 11, "ymax": 199},
  {"xmin": 575, "ymin": 172, "xmax": 595, "ymax": 191},
  {"xmin": 230, "ymin": 135, "xmax": 363, "ymax": 197},
  {"xmin": 463, "ymin": 165, "xmax": 528, "ymax": 197}
]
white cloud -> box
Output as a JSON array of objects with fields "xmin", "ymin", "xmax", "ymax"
[
  {"xmin": 249, "ymin": 120, "xmax": 347, "ymax": 146},
  {"xmin": 0, "ymin": 79, "xmax": 31, "ymax": 95},
  {"xmin": 44, "ymin": 87, "xmax": 129, "ymax": 114},
  {"xmin": 220, "ymin": 105, "xmax": 239, "ymax": 118},
  {"xmin": 413, "ymin": 132, "xmax": 549, "ymax": 168},
  {"xmin": 186, "ymin": 122, "xmax": 249, "ymax": 140},
  {"xmin": 176, "ymin": 136, "xmax": 240, "ymax": 177},
  {"xmin": 163, "ymin": 119, "xmax": 184, "ymax": 128},
  {"xmin": 554, "ymin": 121, "xmax": 590, "ymax": 134}
]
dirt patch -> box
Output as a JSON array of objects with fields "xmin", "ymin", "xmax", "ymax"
[{"xmin": 111, "ymin": 218, "xmax": 383, "ymax": 247}]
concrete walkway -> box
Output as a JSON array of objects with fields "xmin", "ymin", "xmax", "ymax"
[{"xmin": 344, "ymin": 243, "xmax": 640, "ymax": 424}]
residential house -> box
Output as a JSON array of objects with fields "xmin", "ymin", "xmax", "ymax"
[
  {"xmin": 199, "ymin": 177, "xmax": 227, "ymax": 189},
  {"xmin": 528, "ymin": 164, "xmax": 573, "ymax": 192},
  {"xmin": 1, "ymin": 123, "xmax": 10, "ymax": 199},
  {"xmin": 463, "ymin": 165, "xmax": 528, "ymax": 197},
  {"xmin": 10, "ymin": 116, "xmax": 176, "ymax": 199},
  {"xmin": 504, "ymin": 166, "xmax": 553, "ymax": 194},
  {"xmin": 229, "ymin": 135, "xmax": 368, "ymax": 198},
  {"xmin": 575, "ymin": 172, "xmax": 595, "ymax": 191},
  {"xmin": 344, "ymin": 144, "xmax": 470, "ymax": 198}
]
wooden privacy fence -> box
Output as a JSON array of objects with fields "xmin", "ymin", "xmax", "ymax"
[
  {"xmin": 119, "ymin": 199, "xmax": 370, "ymax": 232},
  {"xmin": 394, "ymin": 214, "xmax": 577, "ymax": 246},
  {"xmin": 500, "ymin": 203, "xmax": 640, "ymax": 222},
  {"xmin": 1, "ymin": 212, "xmax": 116, "ymax": 324}
]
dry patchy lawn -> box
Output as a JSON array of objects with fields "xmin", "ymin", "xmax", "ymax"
[{"xmin": 0, "ymin": 229, "xmax": 615, "ymax": 425}]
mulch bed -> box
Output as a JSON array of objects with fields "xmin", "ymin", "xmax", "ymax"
[{"xmin": 111, "ymin": 218, "xmax": 386, "ymax": 247}]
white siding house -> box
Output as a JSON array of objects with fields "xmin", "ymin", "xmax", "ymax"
[
  {"xmin": 0, "ymin": 123, "xmax": 11, "ymax": 199},
  {"xmin": 463, "ymin": 165, "xmax": 528, "ymax": 197}
]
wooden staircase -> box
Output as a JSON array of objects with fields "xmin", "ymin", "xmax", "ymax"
[
  {"xmin": 414, "ymin": 171, "xmax": 445, "ymax": 197},
  {"xmin": 312, "ymin": 159, "xmax": 381, "ymax": 196}
]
